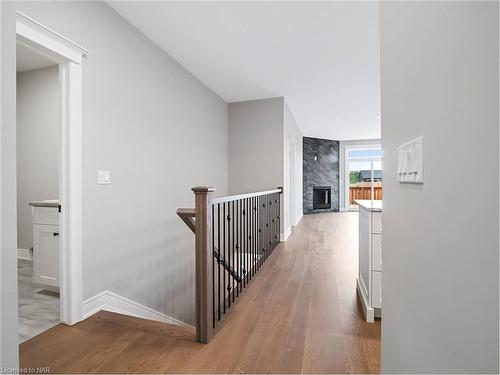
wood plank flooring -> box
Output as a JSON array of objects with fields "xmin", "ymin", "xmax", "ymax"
[{"xmin": 20, "ymin": 212, "xmax": 380, "ymax": 373}]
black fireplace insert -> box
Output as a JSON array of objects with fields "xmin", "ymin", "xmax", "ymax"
[{"xmin": 313, "ymin": 186, "xmax": 332, "ymax": 210}]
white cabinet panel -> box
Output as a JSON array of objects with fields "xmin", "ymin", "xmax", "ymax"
[
  {"xmin": 372, "ymin": 212, "xmax": 382, "ymax": 233},
  {"xmin": 372, "ymin": 271, "xmax": 382, "ymax": 308},
  {"xmin": 372, "ymin": 234, "xmax": 382, "ymax": 271},
  {"xmin": 34, "ymin": 207, "xmax": 59, "ymax": 225},
  {"xmin": 33, "ymin": 224, "xmax": 59, "ymax": 287},
  {"xmin": 359, "ymin": 207, "xmax": 371, "ymax": 298},
  {"xmin": 356, "ymin": 203, "xmax": 383, "ymax": 322}
]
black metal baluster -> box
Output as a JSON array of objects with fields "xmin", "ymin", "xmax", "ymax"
[
  {"xmin": 212, "ymin": 204, "xmax": 215, "ymax": 328},
  {"xmin": 242, "ymin": 198, "xmax": 246, "ymax": 289},
  {"xmin": 264, "ymin": 193, "xmax": 267, "ymax": 262},
  {"xmin": 252, "ymin": 196, "xmax": 256, "ymax": 278},
  {"xmin": 223, "ymin": 202, "xmax": 226, "ymax": 314},
  {"xmin": 246, "ymin": 197, "xmax": 249, "ymax": 285},
  {"xmin": 272, "ymin": 194, "xmax": 275, "ymax": 250},
  {"xmin": 256, "ymin": 195, "xmax": 259, "ymax": 271},
  {"xmin": 259, "ymin": 195, "xmax": 262, "ymax": 270},
  {"xmin": 276, "ymin": 192, "xmax": 279, "ymax": 246},
  {"xmin": 274, "ymin": 193, "xmax": 278, "ymax": 247},
  {"xmin": 276, "ymin": 193, "xmax": 279, "ymax": 245},
  {"xmin": 256, "ymin": 195, "xmax": 259, "ymax": 273},
  {"xmin": 271, "ymin": 193, "xmax": 274, "ymax": 250},
  {"xmin": 268, "ymin": 194, "xmax": 271, "ymax": 259},
  {"xmin": 264, "ymin": 196, "xmax": 267, "ymax": 266},
  {"xmin": 236, "ymin": 200, "xmax": 239, "ymax": 297},
  {"xmin": 250, "ymin": 196, "xmax": 253, "ymax": 280},
  {"xmin": 240, "ymin": 198, "xmax": 244, "ymax": 292},
  {"xmin": 274, "ymin": 194, "xmax": 277, "ymax": 248},
  {"xmin": 260, "ymin": 195, "xmax": 269, "ymax": 267},
  {"xmin": 269, "ymin": 194, "xmax": 272, "ymax": 256},
  {"xmin": 217, "ymin": 203, "xmax": 221, "ymax": 321},
  {"xmin": 234, "ymin": 200, "xmax": 237, "ymax": 298},
  {"xmin": 228, "ymin": 202, "xmax": 232, "ymax": 308},
  {"xmin": 270, "ymin": 193, "xmax": 273, "ymax": 252},
  {"xmin": 278, "ymin": 192, "xmax": 281, "ymax": 246}
]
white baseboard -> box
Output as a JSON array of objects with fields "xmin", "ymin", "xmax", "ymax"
[
  {"xmin": 280, "ymin": 227, "xmax": 292, "ymax": 242},
  {"xmin": 82, "ymin": 290, "xmax": 193, "ymax": 329},
  {"xmin": 356, "ymin": 278, "xmax": 374, "ymax": 323},
  {"xmin": 293, "ymin": 213, "xmax": 303, "ymax": 226},
  {"xmin": 17, "ymin": 248, "xmax": 32, "ymax": 261}
]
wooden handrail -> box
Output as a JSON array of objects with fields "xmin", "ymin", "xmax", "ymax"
[
  {"xmin": 213, "ymin": 187, "xmax": 282, "ymax": 204},
  {"xmin": 176, "ymin": 208, "xmax": 195, "ymax": 234}
]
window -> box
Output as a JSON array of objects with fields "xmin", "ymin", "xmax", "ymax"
[{"xmin": 346, "ymin": 147, "xmax": 382, "ymax": 211}]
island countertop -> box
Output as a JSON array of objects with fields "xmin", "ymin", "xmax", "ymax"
[{"xmin": 354, "ymin": 199, "xmax": 382, "ymax": 212}]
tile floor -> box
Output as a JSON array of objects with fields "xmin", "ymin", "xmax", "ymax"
[{"xmin": 18, "ymin": 259, "xmax": 59, "ymax": 343}]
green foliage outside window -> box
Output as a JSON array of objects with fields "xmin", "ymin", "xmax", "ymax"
[{"xmin": 350, "ymin": 171, "xmax": 360, "ymax": 185}]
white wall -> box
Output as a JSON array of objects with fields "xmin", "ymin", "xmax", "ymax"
[
  {"xmin": 380, "ymin": 2, "xmax": 499, "ymax": 373},
  {"xmin": 284, "ymin": 102, "xmax": 303, "ymax": 232},
  {"xmin": 17, "ymin": 66, "xmax": 59, "ymax": 251},
  {"xmin": 228, "ymin": 97, "xmax": 284, "ymax": 194},
  {"xmin": 1, "ymin": 2, "xmax": 229, "ymax": 366}
]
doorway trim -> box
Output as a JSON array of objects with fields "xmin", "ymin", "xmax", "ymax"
[{"xmin": 16, "ymin": 11, "xmax": 88, "ymax": 325}]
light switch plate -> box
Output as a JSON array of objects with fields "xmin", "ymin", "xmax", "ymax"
[
  {"xmin": 97, "ymin": 170, "xmax": 110, "ymax": 185},
  {"xmin": 397, "ymin": 136, "xmax": 423, "ymax": 183}
]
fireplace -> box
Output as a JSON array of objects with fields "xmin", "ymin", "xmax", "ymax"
[{"xmin": 313, "ymin": 186, "xmax": 332, "ymax": 210}]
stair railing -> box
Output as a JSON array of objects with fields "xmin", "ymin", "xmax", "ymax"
[{"xmin": 177, "ymin": 186, "xmax": 282, "ymax": 343}]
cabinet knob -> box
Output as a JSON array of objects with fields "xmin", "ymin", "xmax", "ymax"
[{"xmin": 53, "ymin": 232, "xmax": 59, "ymax": 237}]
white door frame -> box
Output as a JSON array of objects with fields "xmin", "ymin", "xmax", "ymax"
[{"xmin": 16, "ymin": 12, "xmax": 87, "ymax": 325}]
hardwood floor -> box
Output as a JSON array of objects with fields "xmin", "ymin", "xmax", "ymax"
[{"xmin": 20, "ymin": 212, "xmax": 381, "ymax": 374}]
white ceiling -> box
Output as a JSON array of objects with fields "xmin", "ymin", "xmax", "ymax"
[
  {"xmin": 17, "ymin": 43, "xmax": 57, "ymax": 72},
  {"xmin": 109, "ymin": 1, "xmax": 381, "ymax": 140}
]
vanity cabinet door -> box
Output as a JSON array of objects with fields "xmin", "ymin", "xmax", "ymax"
[{"xmin": 33, "ymin": 224, "xmax": 59, "ymax": 287}]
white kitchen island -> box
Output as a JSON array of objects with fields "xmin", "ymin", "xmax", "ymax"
[{"xmin": 355, "ymin": 199, "xmax": 382, "ymax": 323}]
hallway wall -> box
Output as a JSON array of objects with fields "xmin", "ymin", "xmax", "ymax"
[
  {"xmin": 1, "ymin": 3, "xmax": 229, "ymax": 365},
  {"xmin": 228, "ymin": 97, "xmax": 284, "ymax": 195},
  {"xmin": 380, "ymin": 1, "xmax": 499, "ymax": 372}
]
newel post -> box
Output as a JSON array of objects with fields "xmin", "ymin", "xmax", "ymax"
[{"xmin": 191, "ymin": 186, "xmax": 215, "ymax": 343}]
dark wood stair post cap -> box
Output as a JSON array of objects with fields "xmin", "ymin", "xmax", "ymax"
[{"xmin": 191, "ymin": 186, "xmax": 215, "ymax": 193}]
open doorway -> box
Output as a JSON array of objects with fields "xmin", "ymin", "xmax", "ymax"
[
  {"xmin": 12, "ymin": 12, "xmax": 87, "ymax": 349},
  {"xmin": 16, "ymin": 43, "xmax": 61, "ymax": 342}
]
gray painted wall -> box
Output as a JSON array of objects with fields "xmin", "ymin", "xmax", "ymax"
[
  {"xmin": 1, "ymin": 2, "xmax": 229, "ymax": 366},
  {"xmin": 303, "ymin": 137, "xmax": 339, "ymax": 214},
  {"xmin": 17, "ymin": 66, "xmax": 59, "ymax": 251},
  {"xmin": 380, "ymin": 2, "xmax": 499, "ymax": 373},
  {"xmin": 228, "ymin": 97, "xmax": 284, "ymax": 194}
]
